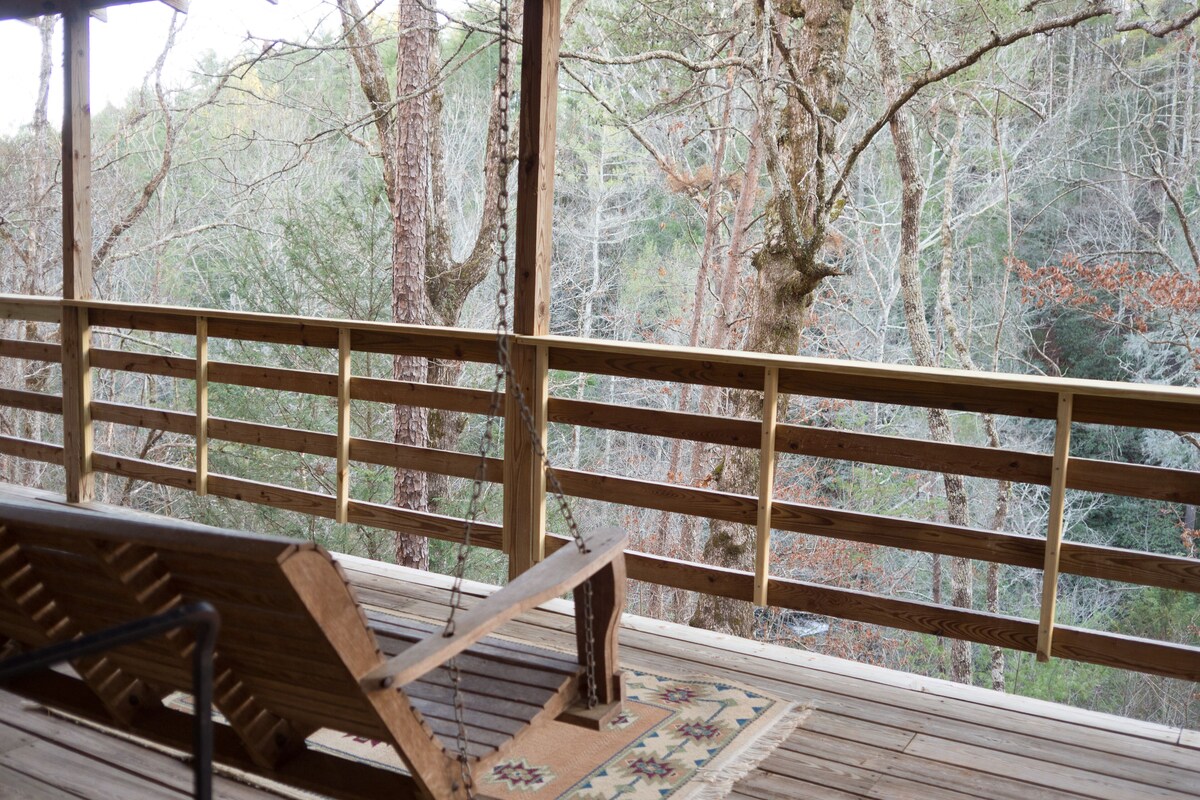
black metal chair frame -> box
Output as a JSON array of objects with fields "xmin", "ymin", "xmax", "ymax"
[{"xmin": 0, "ymin": 602, "xmax": 220, "ymax": 800}]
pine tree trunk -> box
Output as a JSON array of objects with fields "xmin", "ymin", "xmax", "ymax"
[{"xmin": 391, "ymin": 0, "xmax": 434, "ymax": 569}]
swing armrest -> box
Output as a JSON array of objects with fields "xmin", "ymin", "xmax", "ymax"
[{"xmin": 358, "ymin": 527, "xmax": 628, "ymax": 691}]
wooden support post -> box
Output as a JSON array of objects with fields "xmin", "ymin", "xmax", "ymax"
[
  {"xmin": 505, "ymin": 0, "xmax": 560, "ymax": 580},
  {"xmin": 336, "ymin": 328, "xmax": 351, "ymax": 524},
  {"xmin": 754, "ymin": 367, "xmax": 779, "ymax": 606},
  {"xmin": 1037, "ymin": 392, "xmax": 1073, "ymax": 661},
  {"xmin": 563, "ymin": 556, "xmax": 627, "ymax": 729},
  {"xmin": 195, "ymin": 317, "xmax": 208, "ymax": 495},
  {"xmin": 503, "ymin": 344, "xmax": 549, "ymax": 577},
  {"xmin": 61, "ymin": 4, "xmax": 94, "ymax": 504}
]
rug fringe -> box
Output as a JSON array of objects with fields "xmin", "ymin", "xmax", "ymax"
[{"xmin": 687, "ymin": 702, "xmax": 812, "ymax": 799}]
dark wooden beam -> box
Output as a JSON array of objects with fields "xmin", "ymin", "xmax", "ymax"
[{"xmin": 0, "ymin": 0, "xmax": 185, "ymax": 22}]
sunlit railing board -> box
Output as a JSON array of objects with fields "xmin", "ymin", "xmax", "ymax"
[
  {"xmin": 0, "ymin": 387, "xmax": 63, "ymax": 414},
  {"xmin": 0, "ymin": 436, "xmax": 62, "ymax": 464},
  {"xmin": 1, "ymin": 294, "xmax": 1198, "ymax": 685}
]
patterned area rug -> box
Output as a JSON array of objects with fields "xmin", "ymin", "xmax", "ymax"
[
  {"xmin": 473, "ymin": 670, "xmax": 808, "ymax": 799},
  {"xmin": 165, "ymin": 669, "xmax": 805, "ymax": 799}
]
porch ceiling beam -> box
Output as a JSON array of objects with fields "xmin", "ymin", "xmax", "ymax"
[{"xmin": 0, "ymin": 0, "xmax": 187, "ymax": 22}]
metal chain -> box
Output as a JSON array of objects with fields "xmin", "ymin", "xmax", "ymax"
[
  {"xmin": 442, "ymin": 1, "xmax": 602, "ymax": 789},
  {"xmin": 441, "ymin": 0, "xmax": 513, "ymax": 792}
]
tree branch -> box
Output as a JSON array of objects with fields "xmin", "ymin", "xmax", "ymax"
[
  {"xmin": 1115, "ymin": 6, "xmax": 1200, "ymax": 37},
  {"xmin": 829, "ymin": 3, "xmax": 1112, "ymax": 211}
]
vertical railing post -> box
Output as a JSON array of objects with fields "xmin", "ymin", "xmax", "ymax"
[
  {"xmin": 61, "ymin": 4, "xmax": 94, "ymax": 504},
  {"xmin": 336, "ymin": 328, "xmax": 351, "ymax": 524},
  {"xmin": 505, "ymin": 0, "xmax": 560, "ymax": 579},
  {"xmin": 1037, "ymin": 391, "xmax": 1074, "ymax": 661},
  {"xmin": 195, "ymin": 317, "xmax": 208, "ymax": 496},
  {"xmin": 753, "ymin": 367, "xmax": 779, "ymax": 606}
]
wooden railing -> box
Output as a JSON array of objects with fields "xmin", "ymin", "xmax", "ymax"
[{"xmin": 1, "ymin": 294, "xmax": 1198, "ymax": 685}]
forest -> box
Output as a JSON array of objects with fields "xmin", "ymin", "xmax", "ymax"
[{"xmin": 0, "ymin": 0, "xmax": 1197, "ymax": 729}]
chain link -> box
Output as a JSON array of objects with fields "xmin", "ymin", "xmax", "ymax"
[{"xmin": 442, "ymin": 0, "xmax": 603, "ymax": 790}]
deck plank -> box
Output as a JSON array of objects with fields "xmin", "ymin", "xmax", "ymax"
[
  {"xmin": 0, "ymin": 764, "xmax": 84, "ymax": 799},
  {"xmin": 0, "ymin": 691, "xmax": 281, "ymax": 800},
  {"xmin": 342, "ymin": 556, "xmax": 1200, "ymax": 799}
]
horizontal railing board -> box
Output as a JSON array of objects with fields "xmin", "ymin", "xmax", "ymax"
[
  {"xmin": 92, "ymin": 348, "xmax": 193, "ymax": 378},
  {"xmin": 92, "ymin": 451, "xmax": 196, "ymax": 491},
  {"xmin": 548, "ymin": 347, "xmax": 765, "ymax": 391},
  {"xmin": 1058, "ymin": 543, "xmax": 1200, "ymax": 593},
  {"xmin": 347, "ymin": 500, "xmax": 503, "ymax": 549},
  {"xmin": 212, "ymin": 361, "xmax": 338, "ymax": 397},
  {"xmin": 782, "ymin": 369, "xmax": 1059, "ymax": 420},
  {"xmin": 0, "ymin": 339, "xmax": 61, "ymax": 362},
  {"xmin": 349, "ymin": 438, "xmax": 504, "ymax": 483},
  {"xmin": 1051, "ymin": 627, "xmax": 1200, "ymax": 684},
  {"xmin": 0, "ymin": 435, "xmax": 62, "ymax": 463},
  {"xmin": 556, "ymin": 468, "xmax": 758, "ymax": 525},
  {"xmin": 67, "ymin": 298, "xmax": 496, "ymax": 341},
  {"xmin": 92, "ymin": 450, "xmax": 501, "ymax": 549},
  {"xmin": 770, "ymin": 500, "xmax": 1200, "ymax": 593},
  {"xmin": 351, "ymin": 377, "xmax": 497, "ymax": 414},
  {"xmin": 776, "ymin": 422, "xmax": 1045, "ymax": 482},
  {"xmin": 0, "ymin": 295, "xmax": 62, "ymax": 323},
  {"xmin": 207, "ymin": 317, "xmax": 341, "ymax": 348},
  {"xmin": 549, "ymin": 397, "xmax": 759, "ymax": 448},
  {"xmin": 213, "ymin": 418, "xmax": 337, "ymax": 459},
  {"xmin": 92, "ymin": 401, "xmax": 191, "ymax": 435},
  {"xmin": 1073, "ymin": 394, "xmax": 1200, "ymax": 433},
  {"xmin": 208, "ymin": 473, "xmax": 336, "ymax": 519},
  {"xmin": 81, "ymin": 300, "xmax": 499, "ymax": 362},
  {"xmin": 552, "ymin": 397, "xmax": 1200, "ymax": 505},
  {"xmin": 89, "ymin": 307, "xmax": 197, "ymax": 335},
  {"xmin": 93, "ymin": 399, "xmax": 501, "ymax": 482},
  {"xmin": 349, "ymin": 329, "xmax": 498, "ymax": 363},
  {"xmin": 526, "ymin": 332, "xmax": 1200, "ymax": 408},
  {"xmin": 1066, "ymin": 458, "xmax": 1200, "ymax": 506},
  {"xmin": 0, "ymin": 387, "xmax": 63, "ymax": 414}
]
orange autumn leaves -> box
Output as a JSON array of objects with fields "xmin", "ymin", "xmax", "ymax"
[{"xmin": 1014, "ymin": 254, "xmax": 1200, "ymax": 335}]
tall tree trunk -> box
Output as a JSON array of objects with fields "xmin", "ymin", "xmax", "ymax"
[
  {"xmin": 391, "ymin": 0, "xmax": 434, "ymax": 569},
  {"xmin": 936, "ymin": 106, "xmax": 1008, "ymax": 691},
  {"xmin": 656, "ymin": 67, "xmax": 735, "ymax": 618},
  {"xmin": 338, "ymin": 0, "xmax": 516, "ymax": 566},
  {"xmin": 691, "ymin": 0, "xmax": 855, "ymax": 636},
  {"xmin": 875, "ymin": 2, "xmax": 973, "ymax": 685}
]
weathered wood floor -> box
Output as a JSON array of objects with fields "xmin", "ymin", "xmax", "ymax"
[
  {"xmin": 0, "ymin": 689, "xmax": 276, "ymax": 799},
  {"xmin": 2, "ymin": 552, "xmax": 1196, "ymax": 799}
]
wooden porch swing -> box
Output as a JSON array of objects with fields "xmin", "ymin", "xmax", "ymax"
[
  {"xmin": 0, "ymin": 0, "xmax": 627, "ymax": 798},
  {"xmin": 0, "ymin": 496, "xmax": 626, "ymax": 800}
]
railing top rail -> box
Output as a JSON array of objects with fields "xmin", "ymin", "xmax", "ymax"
[
  {"xmin": 58, "ymin": 298, "xmax": 499, "ymax": 342},
  {"xmin": 519, "ymin": 333, "xmax": 1200, "ymax": 407},
  {"xmin": 2, "ymin": 294, "xmax": 1197, "ymax": 408}
]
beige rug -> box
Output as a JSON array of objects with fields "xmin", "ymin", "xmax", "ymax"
[
  {"xmin": 166, "ymin": 669, "xmax": 807, "ymax": 799},
  {"xmin": 470, "ymin": 670, "xmax": 808, "ymax": 799}
]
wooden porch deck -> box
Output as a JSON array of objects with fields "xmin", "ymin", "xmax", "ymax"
[{"xmin": 2, "ymin": 549, "xmax": 1195, "ymax": 799}]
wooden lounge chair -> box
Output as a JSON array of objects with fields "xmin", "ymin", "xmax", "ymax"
[{"xmin": 0, "ymin": 496, "xmax": 627, "ymax": 799}]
